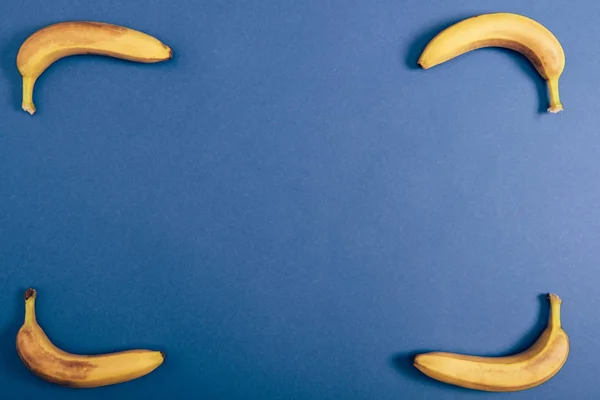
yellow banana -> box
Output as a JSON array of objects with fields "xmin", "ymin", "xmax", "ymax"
[
  {"xmin": 16, "ymin": 288, "xmax": 165, "ymax": 388},
  {"xmin": 413, "ymin": 294, "xmax": 569, "ymax": 392},
  {"xmin": 17, "ymin": 21, "xmax": 172, "ymax": 115},
  {"xmin": 419, "ymin": 13, "xmax": 565, "ymax": 113}
]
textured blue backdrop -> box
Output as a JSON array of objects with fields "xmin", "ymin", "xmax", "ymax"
[{"xmin": 0, "ymin": 0, "xmax": 596, "ymax": 398}]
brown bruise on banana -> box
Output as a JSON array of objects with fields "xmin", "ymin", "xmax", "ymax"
[
  {"xmin": 16, "ymin": 289, "xmax": 166, "ymax": 387},
  {"xmin": 16, "ymin": 330, "xmax": 94, "ymax": 386},
  {"xmin": 76, "ymin": 22, "xmax": 127, "ymax": 34},
  {"xmin": 19, "ymin": 22, "xmax": 127, "ymax": 56}
]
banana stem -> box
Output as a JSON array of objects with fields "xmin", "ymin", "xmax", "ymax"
[
  {"xmin": 24, "ymin": 289, "xmax": 37, "ymax": 325},
  {"xmin": 22, "ymin": 76, "xmax": 37, "ymax": 115},
  {"xmin": 548, "ymin": 293, "xmax": 562, "ymax": 329},
  {"xmin": 547, "ymin": 78, "xmax": 563, "ymax": 113}
]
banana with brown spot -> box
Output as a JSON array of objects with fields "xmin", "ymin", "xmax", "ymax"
[
  {"xmin": 17, "ymin": 21, "xmax": 172, "ymax": 115},
  {"xmin": 16, "ymin": 288, "xmax": 165, "ymax": 388}
]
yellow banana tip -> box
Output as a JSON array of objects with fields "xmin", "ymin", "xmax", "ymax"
[
  {"xmin": 24, "ymin": 288, "xmax": 36, "ymax": 300},
  {"xmin": 413, "ymin": 354, "xmax": 426, "ymax": 368}
]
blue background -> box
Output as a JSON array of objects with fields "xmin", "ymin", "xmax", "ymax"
[{"xmin": 0, "ymin": 0, "xmax": 596, "ymax": 398}]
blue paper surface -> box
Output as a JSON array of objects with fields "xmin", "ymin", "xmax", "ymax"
[{"xmin": 0, "ymin": 0, "xmax": 596, "ymax": 398}]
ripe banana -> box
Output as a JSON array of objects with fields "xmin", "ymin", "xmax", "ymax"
[
  {"xmin": 16, "ymin": 288, "xmax": 165, "ymax": 388},
  {"xmin": 17, "ymin": 21, "xmax": 172, "ymax": 115},
  {"xmin": 419, "ymin": 13, "xmax": 565, "ymax": 113},
  {"xmin": 413, "ymin": 293, "xmax": 569, "ymax": 392}
]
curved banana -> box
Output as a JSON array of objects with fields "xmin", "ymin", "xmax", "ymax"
[
  {"xmin": 17, "ymin": 21, "xmax": 172, "ymax": 115},
  {"xmin": 414, "ymin": 294, "xmax": 569, "ymax": 392},
  {"xmin": 419, "ymin": 13, "xmax": 565, "ymax": 113},
  {"xmin": 16, "ymin": 288, "xmax": 165, "ymax": 388}
]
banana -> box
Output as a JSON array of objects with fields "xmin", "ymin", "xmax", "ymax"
[
  {"xmin": 419, "ymin": 13, "xmax": 565, "ymax": 113},
  {"xmin": 16, "ymin": 288, "xmax": 165, "ymax": 388},
  {"xmin": 17, "ymin": 21, "xmax": 172, "ymax": 115},
  {"xmin": 413, "ymin": 294, "xmax": 569, "ymax": 392}
]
